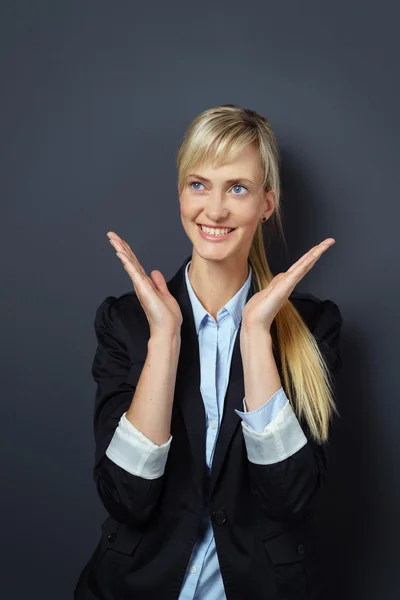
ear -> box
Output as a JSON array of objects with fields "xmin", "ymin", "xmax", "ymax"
[{"xmin": 263, "ymin": 189, "xmax": 276, "ymax": 218}]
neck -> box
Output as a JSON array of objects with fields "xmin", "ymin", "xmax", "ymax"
[{"xmin": 188, "ymin": 252, "xmax": 250, "ymax": 320}]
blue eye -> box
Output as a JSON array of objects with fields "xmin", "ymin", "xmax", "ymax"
[
  {"xmin": 232, "ymin": 185, "xmax": 247, "ymax": 195},
  {"xmin": 190, "ymin": 181, "xmax": 204, "ymax": 190}
]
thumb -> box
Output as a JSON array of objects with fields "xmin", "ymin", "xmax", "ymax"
[{"xmin": 150, "ymin": 270, "xmax": 170, "ymax": 295}]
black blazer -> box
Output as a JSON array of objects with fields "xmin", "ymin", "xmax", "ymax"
[{"xmin": 74, "ymin": 254, "xmax": 343, "ymax": 600}]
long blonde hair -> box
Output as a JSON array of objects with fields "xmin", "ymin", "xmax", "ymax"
[{"xmin": 176, "ymin": 104, "xmax": 339, "ymax": 443}]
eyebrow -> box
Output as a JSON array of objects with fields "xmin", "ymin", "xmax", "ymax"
[{"xmin": 187, "ymin": 173, "xmax": 255, "ymax": 185}]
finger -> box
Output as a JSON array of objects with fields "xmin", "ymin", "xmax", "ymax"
[
  {"xmin": 286, "ymin": 239, "xmax": 334, "ymax": 273},
  {"xmin": 116, "ymin": 250, "xmax": 147, "ymax": 285},
  {"xmin": 108, "ymin": 233, "xmax": 132, "ymax": 255},
  {"xmin": 108, "ymin": 235, "xmax": 147, "ymax": 278},
  {"xmin": 286, "ymin": 239, "xmax": 334, "ymax": 274},
  {"xmin": 109, "ymin": 236, "xmax": 134, "ymax": 259},
  {"xmin": 271, "ymin": 256, "xmax": 320, "ymax": 298},
  {"xmin": 285, "ymin": 241, "xmax": 334, "ymax": 283}
]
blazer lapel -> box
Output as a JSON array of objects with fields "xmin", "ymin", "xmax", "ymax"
[{"xmin": 168, "ymin": 255, "xmax": 281, "ymax": 501}]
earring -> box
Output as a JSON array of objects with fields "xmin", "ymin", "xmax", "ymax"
[{"xmin": 261, "ymin": 216, "xmax": 267, "ymax": 222}]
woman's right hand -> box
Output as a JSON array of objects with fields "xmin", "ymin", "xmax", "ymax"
[{"xmin": 107, "ymin": 232, "xmax": 183, "ymax": 337}]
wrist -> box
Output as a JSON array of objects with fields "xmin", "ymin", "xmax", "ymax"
[
  {"xmin": 149, "ymin": 330, "xmax": 181, "ymax": 348},
  {"xmin": 240, "ymin": 323, "xmax": 272, "ymax": 342},
  {"xmin": 240, "ymin": 327, "xmax": 274, "ymax": 363}
]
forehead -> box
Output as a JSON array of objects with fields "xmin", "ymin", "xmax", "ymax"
[{"xmin": 195, "ymin": 142, "xmax": 263, "ymax": 179}]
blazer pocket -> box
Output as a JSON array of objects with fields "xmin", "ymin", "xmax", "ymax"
[
  {"xmin": 92, "ymin": 517, "xmax": 144, "ymax": 595},
  {"xmin": 263, "ymin": 530, "xmax": 312, "ymax": 599}
]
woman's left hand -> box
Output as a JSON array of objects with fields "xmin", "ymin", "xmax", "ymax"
[{"xmin": 241, "ymin": 238, "xmax": 336, "ymax": 333}]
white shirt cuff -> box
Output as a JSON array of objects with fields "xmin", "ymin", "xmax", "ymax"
[
  {"xmin": 240, "ymin": 401, "xmax": 308, "ymax": 464},
  {"xmin": 105, "ymin": 412, "xmax": 172, "ymax": 479}
]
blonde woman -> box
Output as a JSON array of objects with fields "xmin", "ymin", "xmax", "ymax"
[{"xmin": 74, "ymin": 105, "xmax": 342, "ymax": 600}]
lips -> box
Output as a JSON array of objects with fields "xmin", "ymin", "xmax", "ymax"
[{"xmin": 197, "ymin": 224, "xmax": 236, "ymax": 241}]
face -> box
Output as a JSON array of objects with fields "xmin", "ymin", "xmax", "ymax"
[{"xmin": 179, "ymin": 142, "xmax": 275, "ymax": 263}]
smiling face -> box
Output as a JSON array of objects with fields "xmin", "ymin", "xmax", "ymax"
[{"xmin": 179, "ymin": 142, "xmax": 275, "ymax": 264}]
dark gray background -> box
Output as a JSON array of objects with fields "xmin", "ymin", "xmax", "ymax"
[{"xmin": 2, "ymin": 1, "xmax": 399, "ymax": 599}]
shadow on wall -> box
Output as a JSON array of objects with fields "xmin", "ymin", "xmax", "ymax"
[
  {"xmin": 275, "ymin": 149, "xmax": 379, "ymax": 600},
  {"xmin": 314, "ymin": 329, "xmax": 377, "ymax": 600}
]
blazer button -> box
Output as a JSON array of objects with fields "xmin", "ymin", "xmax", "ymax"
[
  {"xmin": 297, "ymin": 543, "xmax": 305, "ymax": 555},
  {"xmin": 108, "ymin": 532, "xmax": 116, "ymax": 543},
  {"xmin": 211, "ymin": 510, "xmax": 227, "ymax": 525}
]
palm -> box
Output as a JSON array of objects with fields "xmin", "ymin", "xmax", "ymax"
[{"xmin": 149, "ymin": 270, "xmax": 183, "ymax": 326}]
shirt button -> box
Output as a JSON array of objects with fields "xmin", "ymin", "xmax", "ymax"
[
  {"xmin": 190, "ymin": 565, "xmax": 197, "ymax": 573},
  {"xmin": 210, "ymin": 420, "xmax": 217, "ymax": 429}
]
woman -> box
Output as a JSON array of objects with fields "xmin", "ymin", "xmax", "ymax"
[{"xmin": 74, "ymin": 105, "xmax": 342, "ymax": 600}]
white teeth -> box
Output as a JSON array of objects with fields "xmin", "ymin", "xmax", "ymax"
[{"xmin": 200, "ymin": 225, "xmax": 233, "ymax": 236}]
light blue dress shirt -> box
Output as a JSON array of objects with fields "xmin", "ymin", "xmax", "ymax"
[{"xmin": 178, "ymin": 260, "xmax": 288, "ymax": 600}]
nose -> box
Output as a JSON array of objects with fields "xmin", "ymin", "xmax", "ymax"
[{"xmin": 205, "ymin": 190, "xmax": 229, "ymax": 221}]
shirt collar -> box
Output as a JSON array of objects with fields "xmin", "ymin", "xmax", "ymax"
[{"xmin": 184, "ymin": 260, "xmax": 253, "ymax": 335}]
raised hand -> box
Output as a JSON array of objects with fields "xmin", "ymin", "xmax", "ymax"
[
  {"xmin": 241, "ymin": 238, "xmax": 336, "ymax": 333},
  {"xmin": 107, "ymin": 232, "xmax": 183, "ymax": 337}
]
